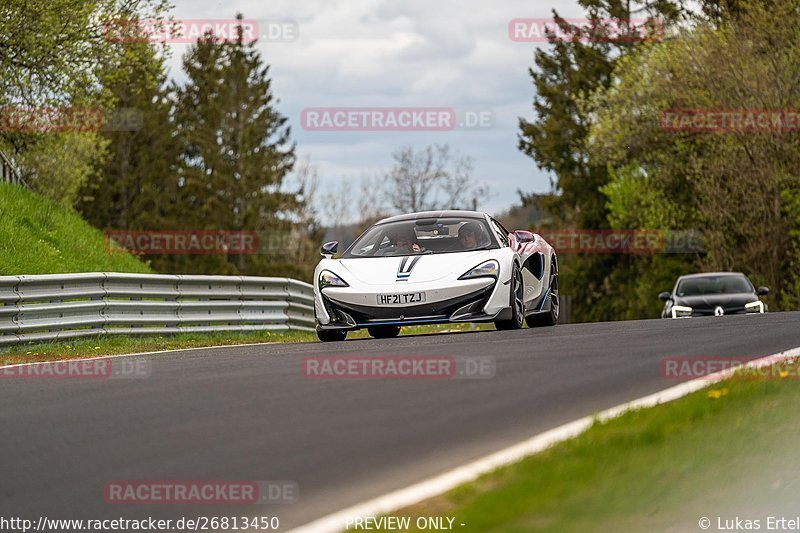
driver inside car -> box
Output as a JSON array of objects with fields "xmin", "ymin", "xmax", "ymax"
[
  {"xmin": 455, "ymin": 221, "xmax": 487, "ymax": 251},
  {"xmin": 384, "ymin": 228, "xmax": 424, "ymax": 255}
]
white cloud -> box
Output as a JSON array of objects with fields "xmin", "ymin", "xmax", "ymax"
[{"xmin": 167, "ymin": 0, "xmax": 573, "ymax": 222}]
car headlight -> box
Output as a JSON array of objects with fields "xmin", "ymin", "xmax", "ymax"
[
  {"xmin": 745, "ymin": 300, "xmax": 764, "ymax": 313},
  {"xmin": 459, "ymin": 260, "xmax": 499, "ymax": 280},
  {"xmin": 319, "ymin": 270, "xmax": 348, "ymax": 288},
  {"xmin": 671, "ymin": 305, "xmax": 693, "ymax": 318}
]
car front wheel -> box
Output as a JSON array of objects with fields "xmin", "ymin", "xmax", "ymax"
[{"xmin": 495, "ymin": 265, "xmax": 524, "ymax": 330}]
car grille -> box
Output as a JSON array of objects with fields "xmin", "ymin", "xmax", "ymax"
[{"xmin": 323, "ymin": 284, "xmax": 495, "ymax": 323}]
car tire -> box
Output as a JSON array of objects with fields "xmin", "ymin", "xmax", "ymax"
[
  {"xmin": 367, "ymin": 326, "xmax": 401, "ymax": 339},
  {"xmin": 526, "ymin": 254, "xmax": 559, "ymax": 327},
  {"xmin": 494, "ymin": 265, "xmax": 524, "ymax": 331},
  {"xmin": 316, "ymin": 328, "xmax": 347, "ymax": 342}
]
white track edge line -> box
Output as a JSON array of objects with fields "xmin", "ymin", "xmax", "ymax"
[
  {"xmin": 0, "ymin": 340, "xmax": 284, "ymax": 370},
  {"xmin": 289, "ymin": 346, "xmax": 800, "ymax": 533}
]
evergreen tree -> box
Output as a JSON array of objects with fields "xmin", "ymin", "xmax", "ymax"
[
  {"xmin": 77, "ymin": 37, "xmax": 180, "ymax": 243},
  {"xmin": 171, "ymin": 15, "xmax": 298, "ymax": 276},
  {"xmin": 518, "ymin": 1, "xmax": 684, "ymax": 322}
]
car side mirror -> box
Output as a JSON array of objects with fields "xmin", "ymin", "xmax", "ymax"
[
  {"xmin": 757, "ymin": 286, "xmax": 769, "ymax": 295},
  {"xmin": 513, "ymin": 230, "xmax": 534, "ymax": 244},
  {"xmin": 658, "ymin": 291, "xmax": 671, "ymax": 301},
  {"xmin": 320, "ymin": 241, "xmax": 338, "ymax": 258}
]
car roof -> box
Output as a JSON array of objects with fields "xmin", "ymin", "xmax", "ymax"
[
  {"xmin": 375, "ymin": 210, "xmax": 488, "ymax": 225},
  {"xmin": 677, "ymin": 272, "xmax": 746, "ymax": 280}
]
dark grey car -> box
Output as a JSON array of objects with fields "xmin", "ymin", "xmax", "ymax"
[{"xmin": 659, "ymin": 272, "xmax": 768, "ymax": 318}]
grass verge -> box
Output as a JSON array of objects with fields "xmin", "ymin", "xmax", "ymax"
[
  {"xmin": 0, "ymin": 322, "xmax": 490, "ymax": 365},
  {"xmin": 377, "ymin": 364, "xmax": 800, "ymax": 532},
  {"xmin": 0, "ymin": 182, "xmax": 150, "ymax": 275},
  {"xmin": 0, "ymin": 330, "xmax": 317, "ymax": 365}
]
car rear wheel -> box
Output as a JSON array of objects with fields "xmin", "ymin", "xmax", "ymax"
[
  {"xmin": 316, "ymin": 328, "xmax": 347, "ymax": 342},
  {"xmin": 367, "ymin": 326, "xmax": 401, "ymax": 339},
  {"xmin": 495, "ymin": 265, "xmax": 524, "ymax": 330},
  {"xmin": 526, "ymin": 254, "xmax": 559, "ymax": 327}
]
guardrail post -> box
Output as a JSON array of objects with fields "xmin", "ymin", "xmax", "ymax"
[
  {"xmin": 99, "ymin": 272, "xmax": 109, "ymax": 336},
  {"xmin": 235, "ymin": 276, "xmax": 245, "ymax": 328},
  {"xmin": 0, "ymin": 276, "xmax": 21, "ymax": 346}
]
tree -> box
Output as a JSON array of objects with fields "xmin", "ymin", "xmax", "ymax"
[
  {"xmin": 1, "ymin": 0, "xmax": 169, "ymax": 207},
  {"xmin": 517, "ymin": 0, "xmax": 686, "ymax": 322},
  {"xmin": 384, "ymin": 144, "xmax": 487, "ymax": 213},
  {"xmin": 0, "ymin": 0, "xmax": 168, "ymax": 109},
  {"xmin": 320, "ymin": 186, "xmax": 353, "ymax": 232},
  {"xmin": 77, "ymin": 36, "xmax": 180, "ymax": 235},
  {"xmin": 356, "ymin": 175, "xmax": 390, "ymax": 230},
  {"xmin": 278, "ymin": 158, "xmax": 325, "ymax": 280},
  {"xmin": 10, "ymin": 133, "xmax": 108, "ymax": 208},
  {"xmin": 588, "ymin": 0, "xmax": 800, "ymax": 311},
  {"xmin": 171, "ymin": 16, "xmax": 297, "ymax": 276}
]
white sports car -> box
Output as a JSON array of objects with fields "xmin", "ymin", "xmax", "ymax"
[{"xmin": 313, "ymin": 210, "xmax": 559, "ymax": 341}]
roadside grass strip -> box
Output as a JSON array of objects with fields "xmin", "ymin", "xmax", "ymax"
[
  {"xmin": 0, "ymin": 323, "xmax": 488, "ymax": 365},
  {"xmin": 289, "ymin": 348, "xmax": 800, "ymax": 533},
  {"xmin": 377, "ymin": 355, "xmax": 800, "ymax": 532},
  {"xmin": 0, "ymin": 183, "xmax": 151, "ymax": 275}
]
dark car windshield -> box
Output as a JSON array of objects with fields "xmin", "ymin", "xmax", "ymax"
[
  {"xmin": 675, "ymin": 275, "xmax": 754, "ymax": 297},
  {"xmin": 342, "ymin": 217, "xmax": 499, "ymax": 258}
]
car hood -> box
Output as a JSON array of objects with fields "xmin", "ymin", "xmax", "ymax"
[
  {"xmin": 674, "ymin": 292, "xmax": 757, "ymax": 309},
  {"xmin": 336, "ymin": 251, "xmax": 497, "ymax": 285}
]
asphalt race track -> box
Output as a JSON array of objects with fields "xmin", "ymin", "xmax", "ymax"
[{"xmin": 1, "ymin": 313, "xmax": 799, "ymax": 530}]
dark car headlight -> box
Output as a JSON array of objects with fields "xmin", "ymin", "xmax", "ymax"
[{"xmin": 319, "ymin": 270, "xmax": 349, "ymax": 289}]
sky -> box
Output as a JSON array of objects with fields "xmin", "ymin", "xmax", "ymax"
[{"xmin": 166, "ymin": 0, "xmax": 584, "ymax": 222}]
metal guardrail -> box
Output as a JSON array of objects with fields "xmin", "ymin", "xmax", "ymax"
[
  {"xmin": 0, "ymin": 148, "xmax": 29, "ymax": 188},
  {"xmin": 0, "ymin": 273, "xmax": 315, "ymax": 347}
]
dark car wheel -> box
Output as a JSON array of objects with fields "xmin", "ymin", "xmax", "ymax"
[
  {"xmin": 316, "ymin": 328, "xmax": 347, "ymax": 342},
  {"xmin": 527, "ymin": 254, "xmax": 559, "ymax": 327},
  {"xmin": 367, "ymin": 325, "xmax": 401, "ymax": 339},
  {"xmin": 495, "ymin": 265, "xmax": 524, "ymax": 330}
]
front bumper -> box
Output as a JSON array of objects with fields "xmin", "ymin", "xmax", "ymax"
[
  {"xmin": 669, "ymin": 305, "xmax": 766, "ymax": 318},
  {"xmin": 316, "ymin": 278, "xmax": 507, "ymax": 330}
]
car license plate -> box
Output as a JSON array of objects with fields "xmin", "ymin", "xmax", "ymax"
[{"xmin": 376, "ymin": 292, "xmax": 426, "ymax": 305}]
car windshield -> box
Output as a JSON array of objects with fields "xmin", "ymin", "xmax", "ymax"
[
  {"xmin": 675, "ymin": 275, "xmax": 753, "ymax": 296},
  {"xmin": 342, "ymin": 217, "xmax": 498, "ymax": 258}
]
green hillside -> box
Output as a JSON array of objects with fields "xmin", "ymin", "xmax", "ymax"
[{"xmin": 0, "ymin": 183, "xmax": 151, "ymax": 275}]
